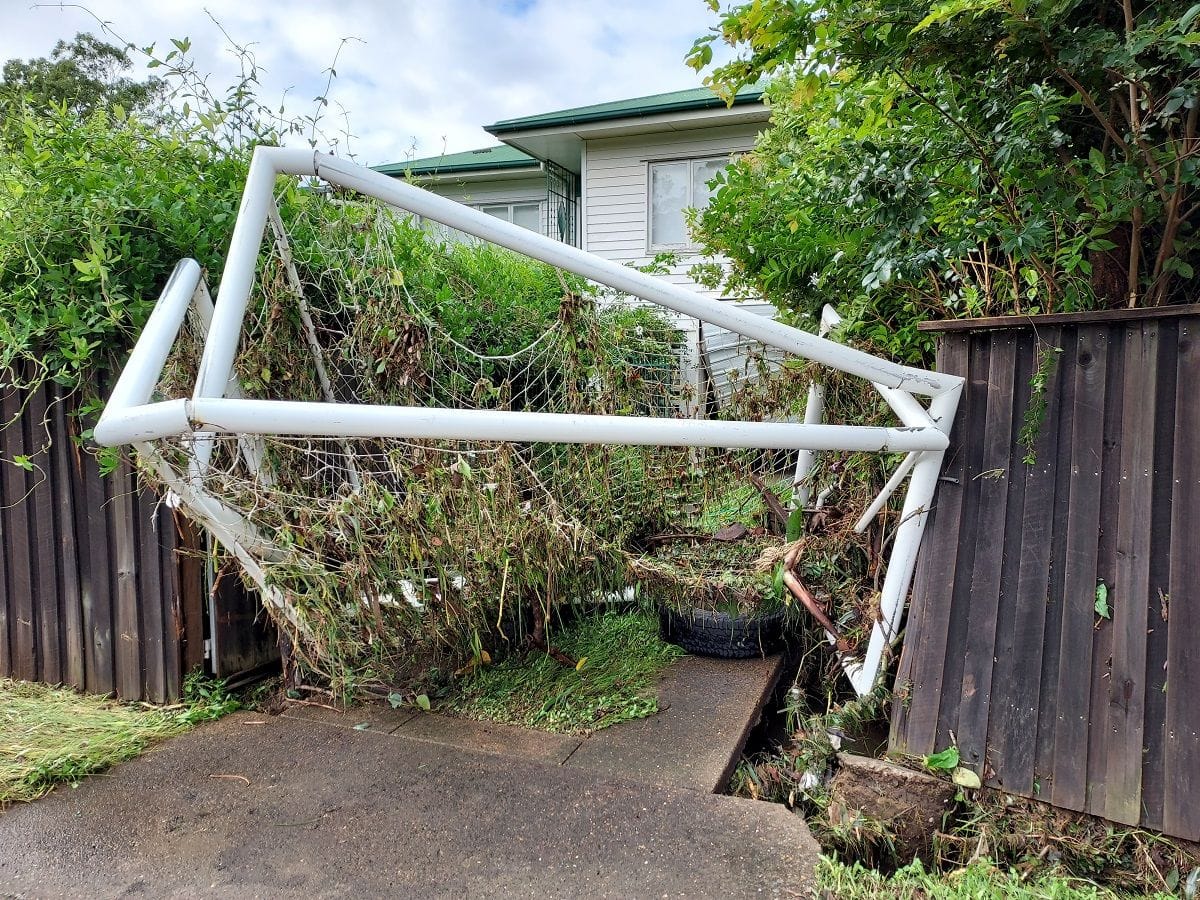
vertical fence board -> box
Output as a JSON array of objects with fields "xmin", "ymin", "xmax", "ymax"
[
  {"xmin": 25, "ymin": 384, "xmax": 61, "ymax": 685},
  {"xmin": 174, "ymin": 513, "xmax": 205, "ymax": 679},
  {"xmin": 1034, "ymin": 330, "xmax": 1078, "ymax": 801},
  {"xmin": 1, "ymin": 385, "xmax": 37, "ymax": 682},
  {"xmin": 161, "ymin": 509, "xmax": 185, "ymax": 700},
  {"xmin": 1050, "ymin": 328, "xmax": 1107, "ymax": 812},
  {"xmin": 0, "ymin": 391, "xmax": 11, "ymax": 677},
  {"xmin": 1164, "ymin": 319, "xmax": 1200, "ymax": 839},
  {"xmin": 137, "ymin": 488, "xmax": 167, "ymax": 702},
  {"xmin": 110, "ymin": 462, "xmax": 143, "ymax": 700},
  {"xmin": 956, "ymin": 333, "xmax": 1018, "ymax": 774},
  {"xmin": 1083, "ymin": 330, "xmax": 1126, "ymax": 814},
  {"xmin": 891, "ymin": 335, "xmax": 971, "ymax": 755},
  {"xmin": 895, "ymin": 308, "xmax": 1200, "ymax": 842},
  {"xmin": 997, "ymin": 328, "xmax": 1065, "ymax": 798},
  {"xmin": 80, "ymin": 443, "xmax": 115, "ymax": 693},
  {"xmin": 1104, "ymin": 321, "xmax": 1157, "ymax": 826},
  {"xmin": 985, "ymin": 336, "xmax": 1036, "ymax": 790},
  {"xmin": 1138, "ymin": 321, "xmax": 1177, "ymax": 831},
  {"xmin": 50, "ymin": 388, "xmax": 86, "ymax": 689},
  {"xmin": 933, "ymin": 334, "xmax": 992, "ymax": 751}
]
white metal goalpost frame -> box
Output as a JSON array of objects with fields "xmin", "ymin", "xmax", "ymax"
[{"xmin": 94, "ymin": 145, "xmax": 964, "ymax": 697}]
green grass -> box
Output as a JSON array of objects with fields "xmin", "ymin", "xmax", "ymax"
[
  {"xmin": 443, "ymin": 609, "xmax": 684, "ymax": 734},
  {"xmin": 692, "ymin": 478, "xmax": 791, "ymax": 533},
  {"xmin": 0, "ymin": 674, "xmax": 239, "ymax": 806},
  {"xmin": 816, "ymin": 857, "xmax": 1176, "ymax": 899}
]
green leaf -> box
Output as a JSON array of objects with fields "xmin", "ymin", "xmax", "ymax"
[
  {"xmin": 387, "ymin": 692, "xmax": 404, "ymax": 709},
  {"xmin": 415, "ymin": 693, "xmax": 431, "ymax": 711},
  {"xmin": 11, "ymin": 455, "xmax": 33, "ymax": 472},
  {"xmin": 1095, "ymin": 581, "xmax": 1111, "ymax": 620},
  {"xmin": 1179, "ymin": 3, "xmax": 1200, "ymax": 31},
  {"xmin": 923, "ymin": 746, "xmax": 960, "ymax": 772},
  {"xmin": 352, "ymin": 722, "xmax": 370, "ymax": 731},
  {"xmin": 952, "ymin": 766, "xmax": 982, "ymax": 789}
]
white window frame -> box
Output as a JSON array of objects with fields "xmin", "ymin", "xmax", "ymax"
[
  {"xmin": 646, "ymin": 155, "xmax": 728, "ymax": 254},
  {"xmin": 475, "ymin": 200, "xmax": 543, "ymax": 235}
]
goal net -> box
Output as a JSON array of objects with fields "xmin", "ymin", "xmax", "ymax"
[{"xmin": 96, "ymin": 148, "xmax": 961, "ymax": 696}]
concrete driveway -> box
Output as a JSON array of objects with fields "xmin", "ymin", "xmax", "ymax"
[{"xmin": 0, "ymin": 710, "xmax": 818, "ymax": 898}]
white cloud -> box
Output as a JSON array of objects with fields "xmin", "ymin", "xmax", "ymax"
[{"xmin": 0, "ymin": 0, "xmax": 734, "ymax": 165}]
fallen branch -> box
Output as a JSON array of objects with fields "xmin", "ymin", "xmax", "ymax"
[
  {"xmin": 750, "ymin": 474, "xmax": 790, "ymax": 536},
  {"xmin": 527, "ymin": 602, "xmax": 578, "ymax": 668},
  {"xmin": 208, "ymin": 773, "xmax": 251, "ymax": 785},
  {"xmin": 284, "ymin": 698, "xmax": 343, "ymax": 713},
  {"xmin": 642, "ymin": 531, "xmax": 713, "ymax": 547},
  {"xmin": 782, "ymin": 543, "xmax": 851, "ymax": 652}
]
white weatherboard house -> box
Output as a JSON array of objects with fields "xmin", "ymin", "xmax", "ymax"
[{"xmin": 376, "ymin": 85, "xmax": 774, "ymax": 408}]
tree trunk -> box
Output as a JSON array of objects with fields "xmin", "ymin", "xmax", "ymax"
[{"xmin": 1089, "ymin": 222, "xmax": 1133, "ymax": 308}]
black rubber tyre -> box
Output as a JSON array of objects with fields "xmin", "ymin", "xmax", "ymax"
[{"xmin": 658, "ymin": 605, "xmax": 786, "ymax": 659}]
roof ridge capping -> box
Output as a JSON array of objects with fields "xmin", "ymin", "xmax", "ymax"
[{"xmin": 485, "ymin": 83, "xmax": 766, "ymax": 134}]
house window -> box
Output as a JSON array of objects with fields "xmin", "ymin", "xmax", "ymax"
[
  {"xmin": 647, "ymin": 156, "xmax": 727, "ymax": 251},
  {"xmin": 478, "ymin": 201, "xmax": 542, "ymax": 233}
]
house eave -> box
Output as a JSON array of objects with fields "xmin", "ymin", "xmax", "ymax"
[{"xmin": 490, "ymin": 104, "xmax": 770, "ymax": 174}]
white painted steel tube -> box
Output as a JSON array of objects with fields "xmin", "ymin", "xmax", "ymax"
[
  {"xmin": 95, "ymin": 399, "xmax": 191, "ymax": 445},
  {"xmin": 193, "ymin": 149, "xmax": 317, "ymax": 402},
  {"xmin": 307, "ymin": 151, "xmax": 959, "ymax": 397},
  {"xmin": 791, "ymin": 304, "xmax": 842, "ymax": 511},
  {"xmin": 844, "ymin": 384, "xmax": 962, "ymax": 695},
  {"xmin": 99, "ymin": 259, "xmax": 200, "ymax": 417},
  {"xmin": 791, "ymin": 380, "xmax": 826, "ymax": 510},
  {"xmin": 853, "ymin": 451, "xmax": 921, "ymax": 534},
  {"xmin": 874, "ymin": 385, "xmax": 934, "ymax": 430},
  {"xmin": 175, "ymin": 398, "xmax": 949, "ymax": 453}
]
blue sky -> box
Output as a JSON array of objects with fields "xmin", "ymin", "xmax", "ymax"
[{"xmin": 1, "ymin": 0, "xmax": 735, "ymax": 165}]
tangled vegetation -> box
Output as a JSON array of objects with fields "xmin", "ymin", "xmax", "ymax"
[
  {"xmin": 0, "ymin": 24, "xmax": 853, "ymax": 700},
  {"xmin": 152, "ymin": 185, "xmax": 829, "ymax": 694}
]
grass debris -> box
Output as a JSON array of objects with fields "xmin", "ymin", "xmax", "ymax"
[
  {"xmin": 443, "ymin": 609, "xmax": 683, "ymax": 734},
  {"xmin": 815, "ymin": 856, "xmax": 1175, "ymax": 899},
  {"xmin": 0, "ymin": 674, "xmax": 238, "ymax": 806}
]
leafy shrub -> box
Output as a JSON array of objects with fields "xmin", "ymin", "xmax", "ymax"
[
  {"xmin": 689, "ymin": 0, "xmax": 1200, "ymax": 364},
  {"xmin": 0, "ymin": 101, "xmax": 246, "ymax": 396}
]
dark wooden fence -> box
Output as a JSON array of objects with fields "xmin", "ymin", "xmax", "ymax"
[
  {"xmin": 890, "ymin": 305, "xmax": 1200, "ymax": 842},
  {"xmin": 0, "ymin": 378, "xmax": 204, "ymax": 702}
]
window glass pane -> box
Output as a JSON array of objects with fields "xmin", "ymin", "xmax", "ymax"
[
  {"xmin": 479, "ymin": 204, "xmax": 512, "ymax": 222},
  {"xmin": 650, "ymin": 161, "xmax": 689, "ymax": 247},
  {"xmin": 511, "ymin": 202, "xmax": 541, "ymax": 232},
  {"xmin": 691, "ymin": 157, "xmax": 727, "ymax": 212}
]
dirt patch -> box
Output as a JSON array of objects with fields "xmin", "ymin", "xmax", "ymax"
[{"xmin": 827, "ymin": 753, "xmax": 957, "ymax": 860}]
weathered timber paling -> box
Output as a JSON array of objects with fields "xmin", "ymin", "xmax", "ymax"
[
  {"xmin": 0, "ymin": 374, "xmax": 196, "ymax": 702},
  {"xmin": 893, "ymin": 311, "xmax": 1200, "ymax": 843}
]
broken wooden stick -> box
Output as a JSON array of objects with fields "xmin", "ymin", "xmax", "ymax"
[
  {"xmin": 781, "ymin": 543, "xmax": 851, "ymax": 651},
  {"xmin": 750, "ymin": 474, "xmax": 790, "ymax": 536}
]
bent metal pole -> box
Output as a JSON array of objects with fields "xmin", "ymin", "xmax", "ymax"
[{"xmin": 96, "ymin": 146, "xmax": 965, "ymax": 699}]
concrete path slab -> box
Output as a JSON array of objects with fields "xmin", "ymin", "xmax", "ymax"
[
  {"xmin": 0, "ymin": 712, "xmax": 818, "ymax": 900},
  {"xmin": 565, "ymin": 654, "xmax": 785, "ymax": 793},
  {"xmin": 395, "ymin": 711, "xmax": 584, "ymax": 765},
  {"xmin": 280, "ymin": 701, "xmax": 418, "ymax": 733}
]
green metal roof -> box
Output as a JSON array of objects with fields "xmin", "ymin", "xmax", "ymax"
[
  {"xmin": 374, "ymin": 144, "xmax": 540, "ymax": 177},
  {"xmin": 486, "ymin": 84, "xmax": 765, "ymax": 134}
]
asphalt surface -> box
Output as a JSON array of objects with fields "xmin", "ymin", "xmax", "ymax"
[{"xmin": 0, "ymin": 712, "xmax": 819, "ymax": 899}]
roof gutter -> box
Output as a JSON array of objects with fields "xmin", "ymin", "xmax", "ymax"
[{"xmin": 485, "ymin": 91, "xmax": 765, "ymax": 136}]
